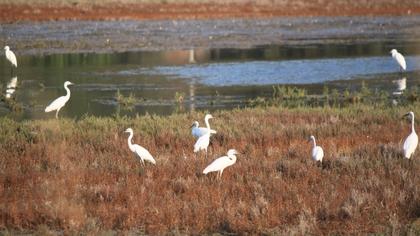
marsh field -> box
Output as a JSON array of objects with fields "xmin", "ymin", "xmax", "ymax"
[
  {"xmin": 1, "ymin": 0, "xmax": 420, "ymax": 235},
  {"xmin": 1, "ymin": 102, "xmax": 420, "ymax": 235}
]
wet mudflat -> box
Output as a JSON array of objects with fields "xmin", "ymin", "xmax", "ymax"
[{"xmin": 1, "ymin": 16, "xmax": 420, "ymax": 119}]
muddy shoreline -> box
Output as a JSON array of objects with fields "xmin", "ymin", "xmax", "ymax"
[
  {"xmin": 1, "ymin": 2, "xmax": 420, "ymax": 23},
  {"xmin": 1, "ymin": 16, "xmax": 420, "ymax": 55},
  {"xmin": 1, "ymin": 1, "xmax": 420, "ymax": 55}
]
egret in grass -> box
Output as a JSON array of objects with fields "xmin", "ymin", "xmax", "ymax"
[
  {"xmin": 191, "ymin": 114, "xmax": 216, "ymax": 138},
  {"xmin": 45, "ymin": 81, "xmax": 74, "ymax": 119},
  {"xmin": 194, "ymin": 133, "xmax": 211, "ymax": 157},
  {"xmin": 402, "ymin": 111, "xmax": 418, "ymax": 159},
  {"xmin": 203, "ymin": 149, "xmax": 239, "ymax": 179},
  {"xmin": 4, "ymin": 46, "xmax": 17, "ymax": 75},
  {"xmin": 390, "ymin": 49, "xmax": 407, "ymax": 72},
  {"xmin": 309, "ymin": 135, "xmax": 324, "ymax": 163},
  {"xmin": 125, "ymin": 128, "xmax": 156, "ymax": 165}
]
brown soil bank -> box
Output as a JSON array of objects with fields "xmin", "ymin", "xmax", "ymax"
[{"xmin": 1, "ymin": 0, "xmax": 420, "ymax": 22}]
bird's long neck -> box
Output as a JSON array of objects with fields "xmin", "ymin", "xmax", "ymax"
[
  {"xmin": 64, "ymin": 84, "xmax": 71, "ymax": 99},
  {"xmin": 229, "ymin": 154, "xmax": 237, "ymax": 163},
  {"xmin": 312, "ymin": 138, "xmax": 317, "ymax": 148},
  {"xmin": 127, "ymin": 132, "xmax": 135, "ymax": 151},
  {"xmin": 411, "ymin": 115, "xmax": 415, "ymax": 134},
  {"xmin": 205, "ymin": 117, "xmax": 211, "ymax": 130}
]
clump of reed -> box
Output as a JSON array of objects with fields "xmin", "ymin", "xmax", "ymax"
[
  {"xmin": 248, "ymin": 82, "xmax": 420, "ymax": 108},
  {"xmin": 115, "ymin": 89, "xmax": 137, "ymax": 109}
]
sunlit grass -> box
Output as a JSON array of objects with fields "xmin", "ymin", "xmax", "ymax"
[{"xmin": 0, "ymin": 103, "xmax": 419, "ymax": 234}]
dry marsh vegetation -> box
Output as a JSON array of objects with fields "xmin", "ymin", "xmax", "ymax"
[{"xmin": 0, "ymin": 105, "xmax": 420, "ymax": 234}]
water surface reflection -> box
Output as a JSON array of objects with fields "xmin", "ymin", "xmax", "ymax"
[{"xmin": 1, "ymin": 42, "xmax": 420, "ymax": 119}]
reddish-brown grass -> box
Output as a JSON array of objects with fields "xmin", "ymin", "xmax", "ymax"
[{"xmin": 0, "ymin": 105, "xmax": 419, "ymax": 234}]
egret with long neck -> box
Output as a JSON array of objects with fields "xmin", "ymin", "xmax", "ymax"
[
  {"xmin": 191, "ymin": 114, "xmax": 217, "ymax": 138},
  {"xmin": 203, "ymin": 149, "xmax": 239, "ymax": 179},
  {"xmin": 125, "ymin": 128, "xmax": 156, "ymax": 165},
  {"xmin": 309, "ymin": 135, "xmax": 324, "ymax": 163},
  {"xmin": 4, "ymin": 46, "xmax": 17, "ymax": 76},
  {"xmin": 45, "ymin": 81, "xmax": 74, "ymax": 119},
  {"xmin": 390, "ymin": 49, "xmax": 407, "ymax": 73},
  {"xmin": 403, "ymin": 111, "xmax": 418, "ymax": 159}
]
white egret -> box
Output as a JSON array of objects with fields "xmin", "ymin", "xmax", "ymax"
[
  {"xmin": 194, "ymin": 133, "xmax": 211, "ymax": 156},
  {"xmin": 402, "ymin": 111, "xmax": 418, "ymax": 159},
  {"xmin": 390, "ymin": 49, "xmax": 407, "ymax": 72},
  {"xmin": 4, "ymin": 46, "xmax": 17, "ymax": 75},
  {"xmin": 191, "ymin": 121, "xmax": 217, "ymax": 138},
  {"xmin": 191, "ymin": 114, "xmax": 216, "ymax": 138},
  {"xmin": 5, "ymin": 76, "xmax": 17, "ymax": 99},
  {"xmin": 309, "ymin": 135, "xmax": 324, "ymax": 163},
  {"xmin": 203, "ymin": 149, "xmax": 239, "ymax": 179},
  {"xmin": 125, "ymin": 128, "xmax": 156, "ymax": 165},
  {"xmin": 44, "ymin": 81, "xmax": 74, "ymax": 119}
]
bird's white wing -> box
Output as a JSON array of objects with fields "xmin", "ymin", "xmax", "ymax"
[
  {"xmin": 403, "ymin": 133, "xmax": 418, "ymax": 158},
  {"xmin": 312, "ymin": 146, "xmax": 324, "ymax": 161},
  {"xmin": 193, "ymin": 127, "xmax": 217, "ymax": 138},
  {"xmin": 134, "ymin": 144, "xmax": 156, "ymax": 164},
  {"xmin": 203, "ymin": 156, "xmax": 231, "ymax": 174},
  {"xmin": 192, "ymin": 127, "xmax": 202, "ymax": 138},
  {"xmin": 45, "ymin": 96, "xmax": 69, "ymax": 112},
  {"xmin": 396, "ymin": 53, "xmax": 407, "ymax": 70},
  {"xmin": 194, "ymin": 133, "xmax": 210, "ymax": 152},
  {"xmin": 6, "ymin": 50, "xmax": 17, "ymax": 67}
]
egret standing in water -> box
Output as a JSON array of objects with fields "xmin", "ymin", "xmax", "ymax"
[
  {"xmin": 191, "ymin": 114, "xmax": 216, "ymax": 138},
  {"xmin": 402, "ymin": 111, "xmax": 418, "ymax": 159},
  {"xmin": 309, "ymin": 135, "xmax": 324, "ymax": 163},
  {"xmin": 390, "ymin": 49, "xmax": 407, "ymax": 72},
  {"xmin": 203, "ymin": 149, "xmax": 239, "ymax": 179},
  {"xmin": 4, "ymin": 46, "xmax": 17, "ymax": 75},
  {"xmin": 125, "ymin": 128, "xmax": 156, "ymax": 165},
  {"xmin": 45, "ymin": 81, "xmax": 74, "ymax": 119}
]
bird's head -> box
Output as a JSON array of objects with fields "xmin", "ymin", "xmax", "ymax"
[
  {"xmin": 390, "ymin": 49, "xmax": 397, "ymax": 55},
  {"xmin": 227, "ymin": 149, "xmax": 239, "ymax": 156},
  {"xmin": 402, "ymin": 111, "xmax": 414, "ymax": 120},
  {"xmin": 191, "ymin": 121, "xmax": 199, "ymax": 128},
  {"xmin": 64, "ymin": 81, "xmax": 74, "ymax": 86},
  {"xmin": 125, "ymin": 128, "xmax": 133, "ymax": 134},
  {"xmin": 4, "ymin": 46, "xmax": 9, "ymax": 51},
  {"xmin": 205, "ymin": 114, "xmax": 214, "ymax": 120},
  {"xmin": 308, "ymin": 135, "xmax": 315, "ymax": 142}
]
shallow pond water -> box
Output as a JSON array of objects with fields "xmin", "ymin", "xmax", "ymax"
[{"xmin": 1, "ymin": 41, "xmax": 420, "ymax": 119}]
